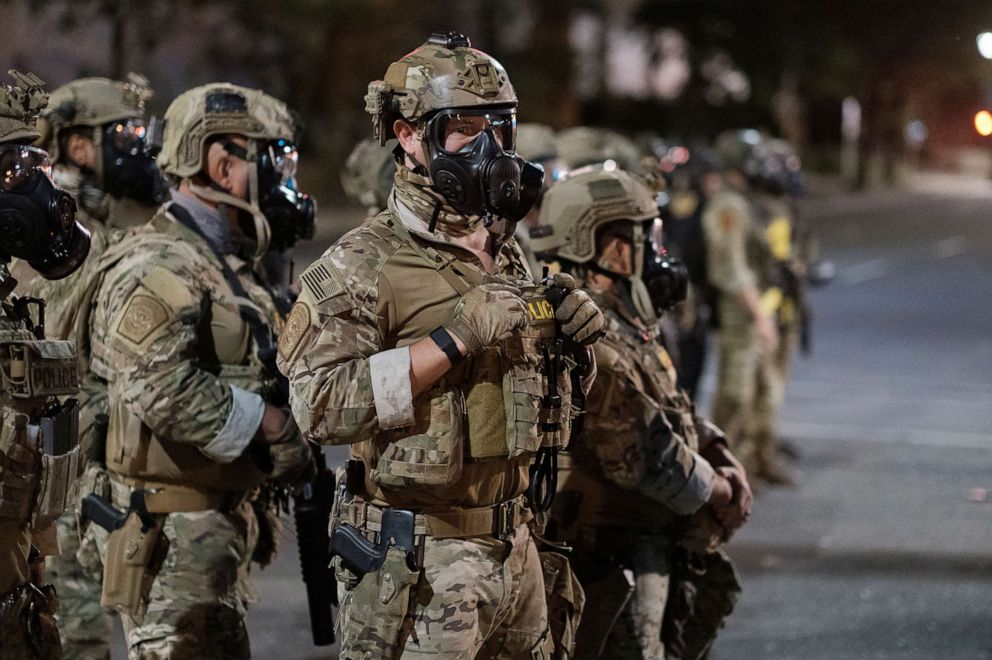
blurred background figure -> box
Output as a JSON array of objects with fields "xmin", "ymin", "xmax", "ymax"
[{"xmin": 339, "ymin": 137, "xmax": 397, "ymax": 218}]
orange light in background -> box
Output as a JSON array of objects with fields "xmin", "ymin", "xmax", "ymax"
[{"xmin": 975, "ymin": 110, "xmax": 992, "ymax": 136}]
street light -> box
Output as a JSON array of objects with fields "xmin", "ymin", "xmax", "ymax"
[
  {"xmin": 974, "ymin": 110, "xmax": 992, "ymax": 136},
  {"xmin": 978, "ymin": 32, "xmax": 992, "ymax": 59}
]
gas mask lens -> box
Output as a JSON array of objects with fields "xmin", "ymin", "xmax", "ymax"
[
  {"xmin": 109, "ymin": 119, "xmax": 148, "ymax": 155},
  {"xmin": 257, "ymin": 139, "xmax": 315, "ymax": 251},
  {"xmin": 432, "ymin": 109, "xmax": 516, "ymax": 154},
  {"xmin": 102, "ymin": 120, "xmax": 169, "ymax": 205},
  {"xmin": 265, "ymin": 139, "xmax": 299, "ymax": 188},
  {"xmin": 0, "ymin": 146, "xmax": 52, "ymax": 192}
]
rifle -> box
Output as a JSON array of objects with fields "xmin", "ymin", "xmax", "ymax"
[{"xmin": 293, "ymin": 447, "xmax": 337, "ymax": 646}]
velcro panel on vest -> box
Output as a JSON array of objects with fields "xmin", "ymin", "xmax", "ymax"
[
  {"xmin": 371, "ymin": 383, "xmax": 465, "ymax": 488},
  {"xmin": 463, "ymin": 348, "xmax": 509, "ymax": 461}
]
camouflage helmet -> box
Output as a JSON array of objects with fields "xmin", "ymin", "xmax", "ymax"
[
  {"xmin": 158, "ymin": 82, "xmax": 297, "ymax": 178},
  {"xmin": 533, "ymin": 168, "xmax": 658, "ymax": 264},
  {"xmin": 557, "ymin": 127, "xmax": 642, "ymax": 171},
  {"xmin": 365, "ymin": 32, "xmax": 517, "ymax": 145},
  {"xmin": 515, "ymin": 123, "xmax": 558, "ymax": 163},
  {"xmin": 0, "ymin": 70, "xmax": 48, "ymax": 145},
  {"xmin": 341, "ymin": 138, "xmax": 397, "ymax": 211},
  {"xmin": 38, "ymin": 74, "xmax": 152, "ymax": 159}
]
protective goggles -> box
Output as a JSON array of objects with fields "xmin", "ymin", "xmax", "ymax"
[
  {"xmin": 0, "ymin": 145, "xmax": 53, "ymax": 193},
  {"xmin": 426, "ymin": 107, "xmax": 517, "ymax": 155}
]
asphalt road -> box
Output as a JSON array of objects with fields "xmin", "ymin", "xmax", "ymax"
[{"xmin": 109, "ymin": 177, "xmax": 992, "ymax": 659}]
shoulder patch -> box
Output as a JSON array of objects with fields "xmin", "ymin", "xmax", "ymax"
[
  {"xmin": 719, "ymin": 208, "xmax": 737, "ymax": 233},
  {"xmin": 116, "ymin": 294, "xmax": 170, "ymax": 344},
  {"xmin": 278, "ymin": 301, "xmax": 311, "ymax": 362},
  {"xmin": 299, "ymin": 262, "xmax": 341, "ymax": 304}
]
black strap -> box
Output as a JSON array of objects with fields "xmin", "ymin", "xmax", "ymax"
[
  {"xmin": 429, "ymin": 326, "xmax": 463, "ymax": 366},
  {"xmin": 168, "ymin": 203, "xmax": 288, "ymax": 405}
]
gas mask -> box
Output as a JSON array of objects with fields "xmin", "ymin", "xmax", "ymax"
[
  {"xmin": 257, "ymin": 139, "xmax": 315, "ymax": 251},
  {"xmin": 643, "ymin": 217, "xmax": 688, "ymax": 315},
  {"xmin": 423, "ymin": 108, "xmax": 543, "ymax": 224},
  {"xmin": 188, "ymin": 137, "xmax": 315, "ymax": 259},
  {"xmin": 100, "ymin": 119, "xmax": 169, "ymax": 206},
  {"xmin": 593, "ymin": 220, "xmax": 659, "ymax": 323},
  {"xmin": 0, "ymin": 145, "xmax": 90, "ymax": 280}
]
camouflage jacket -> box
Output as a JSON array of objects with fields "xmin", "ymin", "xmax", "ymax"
[
  {"xmin": 555, "ymin": 283, "xmax": 715, "ymax": 531},
  {"xmin": 91, "ymin": 197, "xmax": 284, "ymax": 490},
  {"xmin": 278, "ymin": 185, "xmax": 585, "ymax": 511},
  {"xmin": 11, "ymin": 166, "xmax": 159, "ymax": 459}
]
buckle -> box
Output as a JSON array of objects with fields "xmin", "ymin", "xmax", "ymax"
[{"xmin": 493, "ymin": 500, "xmax": 516, "ymax": 539}]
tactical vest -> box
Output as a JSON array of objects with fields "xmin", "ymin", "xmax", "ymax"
[
  {"xmin": 101, "ymin": 207, "xmax": 276, "ymax": 494},
  {"xmin": 352, "ymin": 212, "xmax": 576, "ymax": 507},
  {"xmin": 0, "ymin": 313, "xmax": 80, "ymax": 535},
  {"xmin": 556, "ymin": 299, "xmax": 698, "ymax": 532}
]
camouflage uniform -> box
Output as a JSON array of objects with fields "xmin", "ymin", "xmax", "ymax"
[
  {"xmin": 703, "ymin": 164, "xmax": 796, "ymax": 482},
  {"xmin": 90, "ymin": 83, "xmax": 312, "ymax": 659},
  {"xmin": 10, "ymin": 75, "xmax": 161, "ymax": 660},
  {"xmin": 534, "ymin": 170, "xmax": 732, "ymax": 659},
  {"xmin": 0, "ymin": 71, "xmax": 87, "ymax": 660},
  {"xmin": 280, "ymin": 35, "xmax": 598, "ymax": 659}
]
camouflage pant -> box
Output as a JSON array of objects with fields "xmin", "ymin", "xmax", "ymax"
[
  {"xmin": 711, "ymin": 324, "xmax": 797, "ymax": 476},
  {"xmin": 47, "ymin": 464, "xmax": 113, "ymax": 660},
  {"xmin": 338, "ymin": 522, "xmax": 553, "ymax": 659},
  {"xmin": 117, "ymin": 502, "xmax": 257, "ymax": 660},
  {"xmin": 572, "ymin": 530, "xmax": 673, "ymax": 660}
]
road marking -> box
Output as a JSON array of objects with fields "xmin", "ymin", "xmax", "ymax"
[
  {"xmin": 839, "ymin": 257, "xmax": 890, "ymax": 285},
  {"xmin": 780, "ymin": 419, "xmax": 992, "ymax": 449},
  {"xmin": 936, "ymin": 235, "xmax": 968, "ymax": 259}
]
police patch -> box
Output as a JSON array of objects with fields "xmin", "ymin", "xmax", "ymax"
[
  {"xmin": 278, "ymin": 302, "xmax": 310, "ymax": 361},
  {"xmin": 299, "ymin": 263, "xmax": 340, "ymax": 304},
  {"xmin": 117, "ymin": 294, "xmax": 169, "ymax": 345}
]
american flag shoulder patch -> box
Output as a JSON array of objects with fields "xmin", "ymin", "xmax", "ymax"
[{"xmin": 300, "ymin": 263, "xmax": 340, "ymax": 304}]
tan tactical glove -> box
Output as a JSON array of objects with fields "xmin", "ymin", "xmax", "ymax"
[
  {"xmin": 549, "ymin": 273, "xmax": 606, "ymax": 345},
  {"xmin": 265, "ymin": 414, "xmax": 317, "ymax": 485},
  {"xmin": 271, "ymin": 436, "xmax": 317, "ymax": 485},
  {"xmin": 445, "ymin": 283, "xmax": 528, "ymax": 355}
]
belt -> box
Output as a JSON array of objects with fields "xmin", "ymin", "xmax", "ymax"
[
  {"xmin": 123, "ymin": 479, "xmax": 247, "ymax": 513},
  {"xmin": 339, "ymin": 496, "xmax": 533, "ymax": 540}
]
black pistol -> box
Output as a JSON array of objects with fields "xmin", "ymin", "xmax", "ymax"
[{"xmin": 330, "ymin": 508, "xmax": 416, "ymax": 579}]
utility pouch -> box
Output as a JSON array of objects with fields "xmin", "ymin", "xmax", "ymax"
[
  {"xmin": 662, "ymin": 548, "xmax": 742, "ymax": 660},
  {"xmin": 338, "ymin": 546, "xmax": 420, "ymax": 660},
  {"xmin": 31, "ymin": 400, "xmax": 81, "ymax": 529},
  {"xmin": 371, "ymin": 383, "xmax": 464, "ymax": 489},
  {"xmin": 505, "ymin": 287, "xmax": 573, "ymax": 457},
  {"xmin": 541, "ymin": 552, "xmax": 585, "ymax": 660},
  {"xmin": 101, "ymin": 512, "xmax": 166, "ymax": 617}
]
